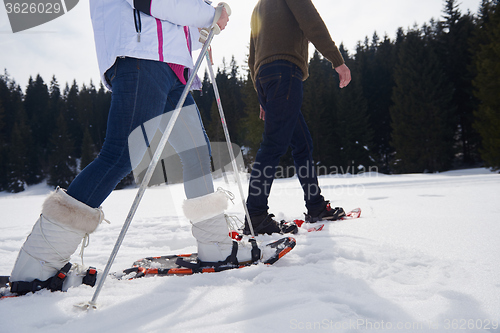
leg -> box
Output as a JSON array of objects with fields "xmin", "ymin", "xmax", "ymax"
[
  {"xmin": 67, "ymin": 57, "xmax": 180, "ymax": 207},
  {"xmin": 10, "ymin": 58, "xmax": 179, "ymax": 289},
  {"xmin": 243, "ymin": 60, "xmax": 303, "ymax": 235},
  {"xmin": 290, "ymin": 113, "xmax": 325, "ymax": 213},
  {"xmin": 158, "ymin": 71, "xmax": 251, "ymax": 262},
  {"xmin": 162, "ymin": 90, "xmax": 214, "ymax": 199},
  {"xmin": 246, "ymin": 61, "xmax": 304, "ymax": 216}
]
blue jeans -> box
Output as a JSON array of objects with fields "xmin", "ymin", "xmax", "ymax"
[
  {"xmin": 247, "ymin": 60, "xmax": 324, "ymax": 216},
  {"xmin": 67, "ymin": 57, "xmax": 213, "ymax": 208}
]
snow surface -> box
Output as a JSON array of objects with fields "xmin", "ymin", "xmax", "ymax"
[{"xmin": 1, "ymin": 168, "xmax": 499, "ymax": 333}]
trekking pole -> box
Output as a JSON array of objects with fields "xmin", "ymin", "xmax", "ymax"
[
  {"xmin": 205, "ymin": 53, "xmax": 256, "ymax": 238},
  {"xmin": 78, "ymin": 4, "xmax": 230, "ymax": 310}
]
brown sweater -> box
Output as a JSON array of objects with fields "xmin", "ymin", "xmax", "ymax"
[{"xmin": 249, "ymin": 0, "xmax": 345, "ymax": 85}]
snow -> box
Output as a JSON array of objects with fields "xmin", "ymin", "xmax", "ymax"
[{"xmin": 1, "ymin": 168, "xmax": 499, "ymax": 332}]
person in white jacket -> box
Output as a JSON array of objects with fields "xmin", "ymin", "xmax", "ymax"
[{"xmin": 9, "ymin": 0, "xmax": 255, "ymax": 295}]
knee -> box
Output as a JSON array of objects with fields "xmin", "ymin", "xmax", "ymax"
[
  {"xmin": 179, "ymin": 146, "xmax": 211, "ymax": 174},
  {"xmin": 259, "ymin": 140, "xmax": 288, "ymax": 159},
  {"xmin": 292, "ymin": 145, "xmax": 312, "ymax": 160},
  {"xmin": 96, "ymin": 143, "xmax": 132, "ymax": 176}
]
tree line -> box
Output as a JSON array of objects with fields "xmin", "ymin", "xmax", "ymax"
[{"xmin": 0, "ymin": 0, "xmax": 499, "ymax": 193}]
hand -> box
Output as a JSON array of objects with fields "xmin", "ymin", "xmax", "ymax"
[
  {"xmin": 335, "ymin": 64, "xmax": 351, "ymax": 88},
  {"xmin": 217, "ymin": 7, "xmax": 229, "ymax": 31},
  {"xmin": 259, "ymin": 105, "xmax": 265, "ymax": 121}
]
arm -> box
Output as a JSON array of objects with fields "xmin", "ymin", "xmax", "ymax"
[
  {"xmin": 126, "ymin": 0, "xmax": 215, "ymax": 28},
  {"xmin": 286, "ymin": 0, "xmax": 350, "ymax": 88},
  {"xmin": 285, "ymin": 0, "xmax": 344, "ymax": 68},
  {"xmin": 248, "ymin": 36, "xmax": 256, "ymax": 86}
]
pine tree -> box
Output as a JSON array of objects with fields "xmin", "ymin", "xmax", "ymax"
[
  {"xmin": 356, "ymin": 34, "xmax": 397, "ymax": 172},
  {"xmin": 224, "ymin": 57, "xmax": 245, "ymax": 144},
  {"xmin": 336, "ymin": 66, "xmax": 374, "ymax": 174},
  {"xmin": 24, "ymin": 75, "xmax": 50, "ymax": 150},
  {"xmin": 47, "ymin": 111, "xmax": 77, "ymax": 188},
  {"xmin": 205, "ymin": 58, "xmax": 245, "ymax": 144},
  {"xmin": 5, "ymin": 80, "xmax": 34, "ymax": 192},
  {"xmin": 438, "ymin": 0, "xmax": 480, "ymax": 165},
  {"xmin": 302, "ymin": 50, "xmax": 337, "ymax": 171},
  {"xmin": 94, "ymin": 82, "xmax": 111, "ymax": 149},
  {"xmin": 80, "ymin": 127, "xmax": 96, "ymax": 171},
  {"xmin": 472, "ymin": 0, "xmax": 500, "ymax": 170},
  {"xmin": 0, "ymin": 72, "xmax": 20, "ymax": 145},
  {"xmin": 7, "ymin": 122, "xmax": 29, "ymax": 192},
  {"xmin": 0, "ymin": 73, "xmax": 11, "ymax": 191},
  {"xmin": 43, "ymin": 76, "xmax": 63, "ymax": 173},
  {"xmin": 64, "ymin": 81, "xmax": 82, "ymax": 157},
  {"xmin": 390, "ymin": 29, "xmax": 456, "ymax": 173},
  {"xmin": 23, "ymin": 74, "xmax": 48, "ymax": 184},
  {"xmin": 192, "ymin": 70, "xmax": 214, "ymax": 126},
  {"xmin": 6, "ymin": 97, "xmax": 32, "ymax": 193},
  {"xmin": 207, "ymin": 97, "xmax": 225, "ymax": 143},
  {"xmin": 239, "ymin": 71, "xmax": 263, "ymax": 166},
  {"xmin": 78, "ymin": 82, "xmax": 98, "ymax": 156},
  {"xmin": 0, "ymin": 98, "xmax": 6, "ymax": 190}
]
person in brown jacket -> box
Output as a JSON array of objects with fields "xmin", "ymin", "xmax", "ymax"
[{"xmin": 243, "ymin": 0, "xmax": 352, "ymax": 235}]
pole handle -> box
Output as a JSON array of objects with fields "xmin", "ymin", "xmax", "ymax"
[{"xmin": 200, "ymin": 2, "xmax": 231, "ymax": 43}]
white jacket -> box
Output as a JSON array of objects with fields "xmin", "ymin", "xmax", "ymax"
[{"xmin": 89, "ymin": 0, "xmax": 216, "ymax": 90}]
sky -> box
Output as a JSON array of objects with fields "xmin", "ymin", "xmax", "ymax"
[{"xmin": 0, "ymin": 0, "xmax": 483, "ymax": 91}]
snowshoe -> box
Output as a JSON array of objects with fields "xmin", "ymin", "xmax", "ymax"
[{"xmin": 118, "ymin": 237, "xmax": 296, "ymax": 278}]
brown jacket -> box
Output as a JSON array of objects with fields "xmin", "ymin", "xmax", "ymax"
[{"xmin": 248, "ymin": 0, "xmax": 345, "ymax": 85}]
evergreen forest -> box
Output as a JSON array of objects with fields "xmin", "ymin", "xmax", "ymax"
[{"xmin": 1, "ymin": 0, "xmax": 499, "ymax": 193}]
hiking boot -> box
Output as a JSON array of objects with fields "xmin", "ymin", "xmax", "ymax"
[
  {"xmin": 243, "ymin": 213, "xmax": 298, "ymax": 235},
  {"xmin": 304, "ymin": 201, "xmax": 345, "ymax": 222}
]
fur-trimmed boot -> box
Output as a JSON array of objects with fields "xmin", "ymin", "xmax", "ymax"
[
  {"xmin": 183, "ymin": 189, "xmax": 259, "ymax": 264},
  {"xmin": 10, "ymin": 187, "xmax": 105, "ymax": 293}
]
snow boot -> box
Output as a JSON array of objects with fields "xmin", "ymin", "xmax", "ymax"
[
  {"xmin": 304, "ymin": 201, "xmax": 346, "ymax": 222},
  {"xmin": 9, "ymin": 187, "xmax": 105, "ymax": 294},
  {"xmin": 183, "ymin": 189, "xmax": 260, "ymax": 265},
  {"xmin": 243, "ymin": 212, "xmax": 298, "ymax": 235}
]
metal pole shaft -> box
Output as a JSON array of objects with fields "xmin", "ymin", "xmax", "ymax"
[
  {"xmin": 205, "ymin": 53, "xmax": 256, "ymax": 238},
  {"xmin": 87, "ymin": 30, "xmax": 216, "ymax": 308}
]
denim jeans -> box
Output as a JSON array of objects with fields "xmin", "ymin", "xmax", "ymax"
[
  {"xmin": 247, "ymin": 60, "xmax": 324, "ymax": 216},
  {"xmin": 67, "ymin": 57, "xmax": 213, "ymax": 208}
]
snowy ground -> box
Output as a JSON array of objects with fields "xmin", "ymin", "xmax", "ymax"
[{"xmin": 1, "ymin": 168, "xmax": 499, "ymax": 333}]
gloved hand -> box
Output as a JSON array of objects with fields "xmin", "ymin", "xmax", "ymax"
[{"xmin": 199, "ymin": 2, "xmax": 231, "ymax": 43}]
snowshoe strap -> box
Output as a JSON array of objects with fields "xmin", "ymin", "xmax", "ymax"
[
  {"xmin": 10, "ymin": 262, "xmax": 72, "ymax": 295},
  {"xmin": 48, "ymin": 262, "xmax": 72, "ymax": 291},
  {"xmin": 10, "ymin": 279, "xmax": 46, "ymax": 295},
  {"xmin": 82, "ymin": 267, "xmax": 98, "ymax": 287},
  {"xmin": 10, "ymin": 263, "xmax": 97, "ymax": 295},
  {"xmin": 226, "ymin": 240, "xmax": 239, "ymax": 265},
  {"xmin": 176, "ymin": 241, "xmax": 242, "ymax": 271},
  {"xmin": 249, "ymin": 238, "xmax": 261, "ymax": 263},
  {"xmin": 174, "ymin": 257, "xmax": 200, "ymax": 270}
]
